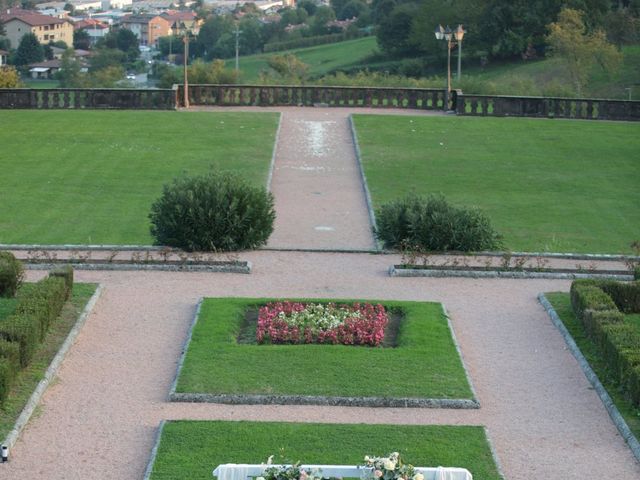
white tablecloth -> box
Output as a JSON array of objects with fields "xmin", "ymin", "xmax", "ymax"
[{"xmin": 213, "ymin": 464, "xmax": 472, "ymax": 480}]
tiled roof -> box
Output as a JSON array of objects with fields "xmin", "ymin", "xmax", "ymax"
[
  {"xmin": 160, "ymin": 11, "xmax": 196, "ymax": 21},
  {"xmin": 0, "ymin": 8, "xmax": 67, "ymax": 26},
  {"xmin": 120, "ymin": 14, "xmax": 160, "ymax": 24}
]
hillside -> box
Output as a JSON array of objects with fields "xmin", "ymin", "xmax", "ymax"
[{"xmin": 228, "ymin": 36, "xmax": 379, "ymax": 83}]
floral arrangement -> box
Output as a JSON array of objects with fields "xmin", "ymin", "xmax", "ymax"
[
  {"xmin": 256, "ymin": 301, "xmax": 388, "ymax": 346},
  {"xmin": 258, "ymin": 457, "xmax": 324, "ymax": 480},
  {"xmin": 363, "ymin": 453, "xmax": 423, "ymax": 480}
]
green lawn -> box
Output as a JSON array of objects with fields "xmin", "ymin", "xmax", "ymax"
[
  {"xmin": 0, "ymin": 283, "xmax": 97, "ymax": 440},
  {"xmin": 176, "ymin": 298, "xmax": 473, "ymax": 399},
  {"xmin": 231, "ymin": 37, "xmax": 379, "ymax": 82},
  {"xmin": 354, "ymin": 115, "xmax": 640, "ymax": 254},
  {"xmin": 545, "ymin": 292, "xmax": 640, "ymax": 439},
  {"xmin": 0, "ymin": 111, "xmax": 279, "ymax": 245},
  {"xmin": 149, "ymin": 421, "xmax": 501, "ymax": 480}
]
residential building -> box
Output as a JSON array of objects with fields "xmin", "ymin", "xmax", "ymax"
[
  {"xmin": 0, "ymin": 8, "xmax": 74, "ymax": 47},
  {"xmin": 119, "ymin": 14, "xmax": 170, "ymax": 46},
  {"xmin": 0, "ymin": 49, "xmax": 8, "ymax": 66},
  {"xmin": 74, "ymin": 18, "xmax": 110, "ymax": 44},
  {"xmin": 161, "ymin": 11, "xmax": 202, "ymax": 35},
  {"xmin": 101, "ymin": 0, "xmax": 133, "ymax": 10}
]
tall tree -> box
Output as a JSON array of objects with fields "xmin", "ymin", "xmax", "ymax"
[
  {"xmin": 15, "ymin": 33, "xmax": 44, "ymax": 66},
  {"xmin": 546, "ymin": 8, "xmax": 622, "ymax": 94}
]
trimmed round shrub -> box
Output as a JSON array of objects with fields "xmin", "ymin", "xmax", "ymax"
[
  {"xmin": 0, "ymin": 251, "xmax": 24, "ymax": 298},
  {"xmin": 149, "ymin": 172, "xmax": 276, "ymax": 252},
  {"xmin": 376, "ymin": 194, "xmax": 502, "ymax": 252}
]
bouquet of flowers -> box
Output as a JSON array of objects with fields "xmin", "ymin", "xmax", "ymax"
[
  {"xmin": 362, "ymin": 453, "xmax": 423, "ymax": 480},
  {"xmin": 258, "ymin": 456, "xmax": 323, "ymax": 480}
]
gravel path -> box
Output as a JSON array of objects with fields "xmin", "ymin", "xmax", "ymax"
[
  {"xmin": 2, "ymin": 107, "xmax": 639, "ymax": 479},
  {"xmin": 267, "ymin": 109, "xmax": 376, "ymax": 250},
  {"xmin": 4, "ymin": 253, "xmax": 639, "ymax": 480}
]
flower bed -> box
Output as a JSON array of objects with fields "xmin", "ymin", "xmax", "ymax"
[{"xmin": 257, "ymin": 302, "xmax": 388, "ymax": 346}]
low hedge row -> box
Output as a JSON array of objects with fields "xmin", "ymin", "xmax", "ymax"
[
  {"xmin": 570, "ymin": 279, "xmax": 640, "ymax": 407},
  {"xmin": 263, "ymin": 30, "xmax": 368, "ymax": 53},
  {"xmin": 0, "ymin": 268, "xmax": 73, "ymax": 404}
]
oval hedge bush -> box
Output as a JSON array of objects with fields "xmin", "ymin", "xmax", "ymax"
[
  {"xmin": 0, "ymin": 251, "xmax": 24, "ymax": 298},
  {"xmin": 149, "ymin": 172, "xmax": 276, "ymax": 252},
  {"xmin": 376, "ymin": 194, "xmax": 502, "ymax": 252}
]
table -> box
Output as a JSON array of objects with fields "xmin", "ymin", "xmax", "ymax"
[{"xmin": 213, "ymin": 464, "xmax": 472, "ymax": 480}]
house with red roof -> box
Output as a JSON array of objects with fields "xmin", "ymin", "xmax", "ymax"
[{"xmin": 0, "ymin": 8, "xmax": 73, "ymax": 48}]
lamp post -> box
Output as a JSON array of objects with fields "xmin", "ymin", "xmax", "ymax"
[
  {"xmin": 234, "ymin": 22, "xmax": 242, "ymax": 75},
  {"xmin": 434, "ymin": 24, "xmax": 465, "ymax": 111},
  {"xmin": 182, "ymin": 22, "xmax": 191, "ymax": 108}
]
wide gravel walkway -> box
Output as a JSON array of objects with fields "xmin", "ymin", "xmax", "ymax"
[{"xmin": 3, "ymin": 107, "xmax": 639, "ymax": 480}]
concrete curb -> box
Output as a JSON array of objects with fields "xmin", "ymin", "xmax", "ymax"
[
  {"xmin": 142, "ymin": 420, "xmax": 166, "ymax": 480},
  {"xmin": 266, "ymin": 112, "xmax": 283, "ymax": 191},
  {"xmin": 538, "ymin": 293, "xmax": 640, "ymax": 463},
  {"xmin": 483, "ymin": 426, "xmax": 506, "ymax": 480},
  {"xmin": 1, "ymin": 284, "xmax": 104, "ymax": 454},
  {"xmin": 390, "ymin": 267, "xmax": 633, "ymax": 281},
  {"xmin": 168, "ymin": 298, "xmax": 204, "ymax": 399},
  {"xmin": 348, "ymin": 114, "xmax": 381, "ymax": 252},
  {"xmin": 169, "ymin": 299, "xmax": 479, "ymax": 409},
  {"xmin": 441, "ymin": 305, "xmax": 480, "ymax": 406},
  {"xmin": 169, "ymin": 392, "xmax": 479, "ymax": 409},
  {"xmin": 24, "ymin": 262, "xmax": 252, "ymax": 274}
]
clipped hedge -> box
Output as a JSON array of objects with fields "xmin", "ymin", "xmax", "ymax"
[
  {"xmin": 0, "ymin": 357, "xmax": 11, "ymax": 404},
  {"xmin": 49, "ymin": 265, "xmax": 73, "ymax": 300},
  {"xmin": 376, "ymin": 194, "xmax": 502, "ymax": 252},
  {"xmin": 570, "ymin": 279, "xmax": 640, "ymax": 406},
  {"xmin": 149, "ymin": 171, "xmax": 276, "ymax": 252},
  {"xmin": 0, "ymin": 251, "xmax": 24, "ymax": 298},
  {"xmin": 0, "ymin": 271, "xmax": 73, "ymax": 403}
]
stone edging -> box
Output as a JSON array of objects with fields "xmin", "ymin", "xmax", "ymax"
[
  {"xmin": 441, "ymin": 305, "xmax": 480, "ymax": 406},
  {"xmin": 266, "ymin": 112, "xmax": 283, "ymax": 191},
  {"xmin": 348, "ymin": 114, "xmax": 381, "ymax": 252},
  {"xmin": 1, "ymin": 284, "xmax": 104, "ymax": 454},
  {"xmin": 390, "ymin": 267, "xmax": 633, "ymax": 281},
  {"xmin": 168, "ymin": 298, "xmax": 203, "ymax": 399},
  {"xmin": 538, "ymin": 293, "xmax": 640, "ymax": 463},
  {"xmin": 483, "ymin": 426, "xmax": 506, "ymax": 480},
  {"xmin": 168, "ymin": 298, "xmax": 480, "ymax": 409},
  {"xmin": 24, "ymin": 262, "xmax": 252, "ymax": 274},
  {"xmin": 142, "ymin": 420, "xmax": 166, "ymax": 480}
]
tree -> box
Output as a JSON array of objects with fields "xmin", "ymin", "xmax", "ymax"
[
  {"xmin": 239, "ymin": 17, "xmax": 263, "ymax": 55},
  {"xmin": 339, "ymin": 0, "xmax": 369, "ymax": 20},
  {"xmin": 546, "ymin": 8, "xmax": 622, "ymax": 95},
  {"xmin": 298, "ymin": 0, "xmax": 317, "ymax": 16},
  {"xmin": 56, "ymin": 48, "xmax": 83, "ymax": 87},
  {"xmin": 0, "ymin": 66, "xmax": 21, "ymax": 87},
  {"xmin": 15, "ymin": 33, "xmax": 44, "ymax": 66},
  {"xmin": 89, "ymin": 48, "xmax": 126, "ymax": 72},
  {"xmin": 115, "ymin": 28, "xmax": 139, "ymax": 62},
  {"xmin": 311, "ymin": 6, "xmax": 336, "ymax": 35},
  {"xmin": 266, "ymin": 53, "xmax": 308, "ymax": 82},
  {"xmin": 376, "ymin": 3, "xmax": 420, "ymax": 56},
  {"xmin": 73, "ymin": 29, "xmax": 91, "ymax": 50}
]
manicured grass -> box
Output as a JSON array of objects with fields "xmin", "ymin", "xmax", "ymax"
[
  {"xmin": 231, "ymin": 36, "xmax": 378, "ymax": 82},
  {"xmin": 545, "ymin": 292, "xmax": 640, "ymax": 440},
  {"xmin": 0, "ymin": 110, "xmax": 279, "ymax": 245},
  {"xmin": 354, "ymin": 115, "xmax": 640, "ymax": 254},
  {"xmin": 0, "ymin": 283, "xmax": 97, "ymax": 440},
  {"xmin": 149, "ymin": 421, "xmax": 501, "ymax": 480},
  {"xmin": 176, "ymin": 298, "xmax": 473, "ymax": 399}
]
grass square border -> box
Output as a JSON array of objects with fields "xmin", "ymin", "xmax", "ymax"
[
  {"xmin": 144, "ymin": 420, "xmax": 503, "ymax": 480},
  {"xmin": 169, "ymin": 298, "xmax": 478, "ymax": 408}
]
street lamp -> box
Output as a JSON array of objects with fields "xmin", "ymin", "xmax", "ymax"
[
  {"xmin": 181, "ymin": 22, "xmax": 192, "ymax": 108},
  {"xmin": 434, "ymin": 24, "xmax": 465, "ymax": 111}
]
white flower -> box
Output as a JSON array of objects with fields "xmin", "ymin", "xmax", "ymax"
[
  {"xmin": 383, "ymin": 459, "xmax": 396, "ymax": 471},
  {"xmin": 267, "ymin": 455, "xmax": 274, "ymax": 465},
  {"xmin": 413, "ymin": 474, "xmax": 424, "ymax": 480},
  {"xmin": 257, "ymin": 477, "xmax": 265, "ymax": 480},
  {"xmin": 364, "ymin": 456, "xmax": 371, "ymax": 462}
]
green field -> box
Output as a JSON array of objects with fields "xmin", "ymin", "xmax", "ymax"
[
  {"xmin": 175, "ymin": 298, "xmax": 473, "ymax": 399},
  {"xmin": 149, "ymin": 421, "xmax": 501, "ymax": 480},
  {"xmin": 231, "ymin": 36, "xmax": 378, "ymax": 82},
  {"xmin": 354, "ymin": 114, "xmax": 640, "ymax": 254},
  {"xmin": 0, "ymin": 283, "xmax": 96, "ymax": 440},
  {"xmin": 0, "ymin": 111, "xmax": 279, "ymax": 245},
  {"xmin": 545, "ymin": 293, "xmax": 640, "ymax": 439}
]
